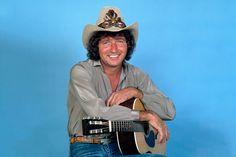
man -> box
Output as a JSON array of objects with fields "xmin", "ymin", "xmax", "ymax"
[{"xmin": 67, "ymin": 6, "xmax": 176, "ymax": 157}]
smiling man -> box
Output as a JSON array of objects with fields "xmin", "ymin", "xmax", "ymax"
[{"xmin": 67, "ymin": 6, "xmax": 176, "ymax": 157}]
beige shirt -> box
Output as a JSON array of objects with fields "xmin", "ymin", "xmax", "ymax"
[{"xmin": 67, "ymin": 59, "xmax": 176, "ymax": 136}]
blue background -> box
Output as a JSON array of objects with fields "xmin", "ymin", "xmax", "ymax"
[{"xmin": 0, "ymin": 0, "xmax": 235, "ymax": 156}]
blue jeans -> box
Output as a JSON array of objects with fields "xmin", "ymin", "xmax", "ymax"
[{"xmin": 69, "ymin": 142, "xmax": 166, "ymax": 157}]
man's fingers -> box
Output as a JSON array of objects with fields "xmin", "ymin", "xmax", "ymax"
[
  {"xmin": 106, "ymin": 94, "xmax": 114, "ymax": 106},
  {"xmin": 157, "ymin": 129, "xmax": 164, "ymax": 143},
  {"xmin": 106, "ymin": 93, "xmax": 120, "ymax": 106},
  {"xmin": 106, "ymin": 92, "xmax": 128, "ymax": 106},
  {"xmin": 156, "ymin": 124, "xmax": 169, "ymax": 144},
  {"xmin": 166, "ymin": 127, "xmax": 170, "ymax": 141}
]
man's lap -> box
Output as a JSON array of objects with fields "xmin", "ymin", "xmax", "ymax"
[{"xmin": 69, "ymin": 142, "xmax": 166, "ymax": 157}]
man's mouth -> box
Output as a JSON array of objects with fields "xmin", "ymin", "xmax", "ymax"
[{"xmin": 108, "ymin": 54, "xmax": 119, "ymax": 58}]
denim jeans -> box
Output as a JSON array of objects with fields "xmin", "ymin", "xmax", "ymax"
[{"xmin": 69, "ymin": 142, "xmax": 166, "ymax": 157}]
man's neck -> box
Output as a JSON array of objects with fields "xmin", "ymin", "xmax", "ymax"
[
  {"xmin": 103, "ymin": 66, "xmax": 122, "ymax": 77},
  {"xmin": 102, "ymin": 65, "xmax": 122, "ymax": 92}
]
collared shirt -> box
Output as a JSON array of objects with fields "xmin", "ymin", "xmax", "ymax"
[{"xmin": 67, "ymin": 59, "xmax": 176, "ymax": 136}]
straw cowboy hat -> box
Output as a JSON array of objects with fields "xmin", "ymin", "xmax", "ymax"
[{"xmin": 82, "ymin": 6, "xmax": 138, "ymax": 49}]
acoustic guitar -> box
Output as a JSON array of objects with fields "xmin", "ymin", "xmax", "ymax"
[{"xmin": 82, "ymin": 98, "xmax": 166, "ymax": 155}]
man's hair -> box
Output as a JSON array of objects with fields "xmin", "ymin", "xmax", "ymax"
[{"xmin": 87, "ymin": 30, "xmax": 136, "ymax": 61}]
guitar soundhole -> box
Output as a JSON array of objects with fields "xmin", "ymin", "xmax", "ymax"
[{"xmin": 144, "ymin": 125, "xmax": 156, "ymax": 148}]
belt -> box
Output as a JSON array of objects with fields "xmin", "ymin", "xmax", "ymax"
[{"xmin": 70, "ymin": 136, "xmax": 112, "ymax": 144}]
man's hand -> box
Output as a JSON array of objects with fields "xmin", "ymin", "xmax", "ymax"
[
  {"xmin": 139, "ymin": 110, "xmax": 169, "ymax": 144},
  {"xmin": 106, "ymin": 87, "xmax": 143, "ymax": 106}
]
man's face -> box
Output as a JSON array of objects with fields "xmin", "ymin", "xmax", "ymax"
[{"xmin": 98, "ymin": 34, "xmax": 127, "ymax": 69}]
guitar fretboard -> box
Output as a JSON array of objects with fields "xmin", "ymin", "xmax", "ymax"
[{"xmin": 110, "ymin": 120, "xmax": 149, "ymax": 132}]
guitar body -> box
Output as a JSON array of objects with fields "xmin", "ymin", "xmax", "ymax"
[
  {"xmin": 82, "ymin": 98, "xmax": 166, "ymax": 155},
  {"xmin": 117, "ymin": 98, "xmax": 166, "ymax": 155}
]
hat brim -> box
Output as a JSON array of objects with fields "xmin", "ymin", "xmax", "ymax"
[{"xmin": 82, "ymin": 22, "xmax": 138, "ymax": 49}]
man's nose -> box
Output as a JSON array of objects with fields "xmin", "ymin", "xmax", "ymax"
[{"xmin": 110, "ymin": 40, "xmax": 118, "ymax": 52}]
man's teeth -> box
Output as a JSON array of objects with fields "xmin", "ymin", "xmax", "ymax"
[{"xmin": 109, "ymin": 55, "xmax": 118, "ymax": 58}]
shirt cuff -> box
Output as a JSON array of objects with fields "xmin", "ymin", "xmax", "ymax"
[{"xmin": 131, "ymin": 110, "xmax": 140, "ymax": 120}]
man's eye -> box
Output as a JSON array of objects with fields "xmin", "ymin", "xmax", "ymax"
[
  {"xmin": 117, "ymin": 39, "xmax": 126, "ymax": 44},
  {"xmin": 102, "ymin": 40, "xmax": 110, "ymax": 44},
  {"xmin": 119, "ymin": 40, "xmax": 125, "ymax": 42}
]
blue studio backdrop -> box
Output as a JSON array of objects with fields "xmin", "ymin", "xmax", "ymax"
[{"xmin": 0, "ymin": 0, "xmax": 235, "ymax": 157}]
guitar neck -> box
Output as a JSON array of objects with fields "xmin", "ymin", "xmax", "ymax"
[{"xmin": 110, "ymin": 120, "xmax": 148, "ymax": 132}]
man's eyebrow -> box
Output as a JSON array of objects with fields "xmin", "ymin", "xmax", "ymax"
[{"xmin": 114, "ymin": 35, "xmax": 126, "ymax": 38}]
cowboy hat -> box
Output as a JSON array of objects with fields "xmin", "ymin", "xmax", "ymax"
[{"xmin": 82, "ymin": 6, "xmax": 138, "ymax": 49}]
